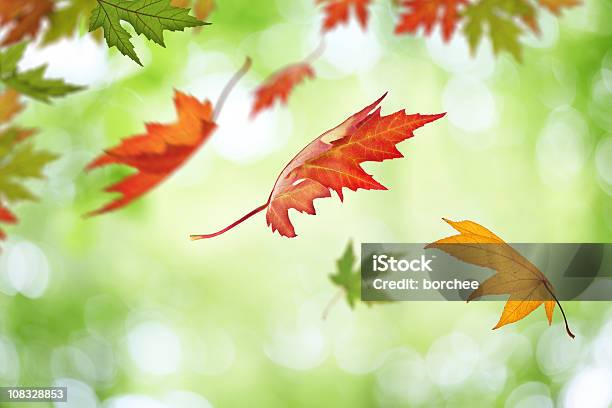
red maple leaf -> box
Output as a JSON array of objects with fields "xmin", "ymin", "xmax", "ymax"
[
  {"xmin": 0, "ymin": 0, "xmax": 54, "ymax": 46},
  {"xmin": 0, "ymin": 205, "xmax": 17, "ymax": 240},
  {"xmin": 251, "ymin": 63, "xmax": 315, "ymax": 118},
  {"xmin": 192, "ymin": 93, "xmax": 445, "ymax": 239},
  {"xmin": 85, "ymin": 91, "xmax": 216, "ymax": 216},
  {"xmin": 317, "ymin": 0, "xmax": 371, "ymax": 32},
  {"xmin": 395, "ymin": 0, "xmax": 468, "ymax": 42}
]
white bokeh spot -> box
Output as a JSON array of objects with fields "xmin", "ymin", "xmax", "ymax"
[
  {"xmin": 0, "ymin": 241, "xmax": 50, "ymax": 298},
  {"xmin": 443, "ymin": 75, "xmax": 498, "ymax": 133},
  {"xmin": 536, "ymin": 107, "xmax": 590, "ymax": 189},
  {"xmin": 127, "ymin": 321, "xmax": 182, "ymax": 376}
]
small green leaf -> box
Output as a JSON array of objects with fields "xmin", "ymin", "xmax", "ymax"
[
  {"xmin": 330, "ymin": 241, "xmax": 361, "ymax": 308},
  {"xmin": 89, "ymin": 0, "xmax": 209, "ymax": 65},
  {"xmin": 0, "ymin": 43, "xmax": 84, "ymax": 102},
  {"xmin": 4, "ymin": 66, "xmax": 84, "ymax": 103}
]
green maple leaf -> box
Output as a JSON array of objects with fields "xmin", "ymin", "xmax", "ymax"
[
  {"xmin": 0, "ymin": 43, "xmax": 83, "ymax": 102},
  {"xmin": 1, "ymin": 144, "xmax": 56, "ymax": 179},
  {"xmin": 463, "ymin": 0, "xmax": 536, "ymax": 61},
  {"xmin": 0, "ymin": 143, "xmax": 57, "ymax": 203},
  {"xmin": 89, "ymin": 0, "xmax": 209, "ymax": 65},
  {"xmin": 5, "ymin": 66, "xmax": 84, "ymax": 102},
  {"xmin": 330, "ymin": 241, "xmax": 361, "ymax": 308}
]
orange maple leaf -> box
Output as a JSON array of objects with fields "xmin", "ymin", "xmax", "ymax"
[
  {"xmin": 192, "ymin": 93, "xmax": 445, "ymax": 239},
  {"xmin": 251, "ymin": 63, "xmax": 315, "ymax": 118},
  {"xmin": 85, "ymin": 91, "xmax": 216, "ymax": 216},
  {"xmin": 85, "ymin": 59, "xmax": 251, "ymax": 216},
  {"xmin": 538, "ymin": 0, "xmax": 581, "ymax": 14},
  {"xmin": 317, "ymin": 0, "xmax": 371, "ymax": 32},
  {"xmin": 427, "ymin": 219, "xmax": 575, "ymax": 338},
  {"xmin": 0, "ymin": 89, "xmax": 24, "ymax": 123},
  {"xmin": 0, "ymin": 0, "xmax": 54, "ymax": 46},
  {"xmin": 395, "ymin": 0, "xmax": 468, "ymax": 42},
  {"xmin": 0, "ymin": 205, "xmax": 17, "ymax": 240}
]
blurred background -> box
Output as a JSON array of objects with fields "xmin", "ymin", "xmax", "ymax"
[{"xmin": 1, "ymin": 0, "xmax": 612, "ymax": 406}]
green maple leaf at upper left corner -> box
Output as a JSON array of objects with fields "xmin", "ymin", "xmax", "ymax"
[
  {"xmin": 330, "ymin": 241, "xmax": 361, "ymax": 309},
  {"xmin": 89, "ymin": 0, "xmax": 210, "ymax": 65}
]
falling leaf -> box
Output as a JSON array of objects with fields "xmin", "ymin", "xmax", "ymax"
[
  {"xmin": 85, "ymin": 91, "xmax": 216, "ymax": 216},
  {"xmin": 330, "ymin": 241, "xmax": 361, "ymax": 308},
  {"xmin": 426, "ymin": 218, "xmax": 575, "ymax": 338},
  {"xmin": 191, "ymin": 93, "xmax": 445, "ymax": 239},
  {"xmin": 89, "ymin": 0, "xmax": 209, "ymax": 65},
  {"xmin": 251, "ymin": 42, "xmax": 323, "ymax": 118},
  {"xmin": 395, "ymin": 0, "xmax": 468, "ymax": 42},
  {"xmin": 324, "ymin": 241, "xmax": 394, "ymax": 317},
  {"xmin": 0, "ymin": 43, "xmax": 84, "ymax": 102},
  {"xmin": 251, "ymin": 63, "xmax": 315, "ymax": 118},
  {"xmin": 538, "ymin": 0, "xmax": 581, "ymax": 14},
  {"xmin": 0, "ymin": 0, "xmax": 54, "ymax": 46},
  {"xmin": 462, "ymin": 0, "xmax": 538, "ymax": 61},
  {"xmin": 317, "ymin": 0, "xmax": 371, "ymax": 32},
  {"xmin": 85, "ymin": 57, "xmax": 252, "ymax": 216}
]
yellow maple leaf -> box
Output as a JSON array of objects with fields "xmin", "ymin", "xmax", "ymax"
[{"xmin": 426, "ymin": 218, "xmax": 575, "ymax": 338}]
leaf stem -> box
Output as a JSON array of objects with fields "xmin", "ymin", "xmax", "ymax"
[
  {"xmin": 303, "ymin": 39, "xmax": 326, "ymax": 64},
  {"xmin": 213, "ymin": 56, "xmax": 252, "ymax": 120},
  {"xmin": 190, "ymin": 201, "xmax": 268, "ymax": 240},
  {"xmin": 543, "ymin": 281, "xmax": 575, "ymax": 339},
  {"xmin": 321, "ymin": 288, "xmax": 344, "ymax": 320}
]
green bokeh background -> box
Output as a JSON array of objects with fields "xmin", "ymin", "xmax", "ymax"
[{"xmin": 1, "ymin": 0, "xmax": 612, "ymax": 407}]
